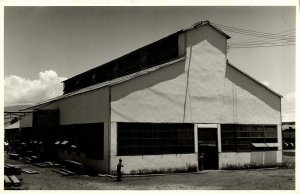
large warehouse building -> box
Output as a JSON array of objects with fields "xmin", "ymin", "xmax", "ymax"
[{"xmin": 20, "ymin": 21, "xmax": 282, "ymax": 174}]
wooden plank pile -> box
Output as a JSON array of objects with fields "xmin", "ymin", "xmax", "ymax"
[
  {"xmin": 21, "ymin": 169, "xmax": 38, "ymax": 174},
  {"xmin": 63, "ymin": 160, "xmax": 85, "ymax": 174},
  {"xmin": 8, "ymin": 153, "xmax": 20, "ymax": 160},
  {"xmin": 52, "ymin": 160, "xmax": 85, "ymax": 176},
  {"xmin": 4, "ymin": 164, "xmax": 22, "ymax": 188},
  {"xmin": 4, "ymin": 175, "xmax": 13, "ymax": 187},
  {"xmin": 52, "ymin": 168, "xmax": 76, "ymax": 176},
  {"xmin": 5, "ymin": 164, "xmax": 21, "ymax": 175},
  {"xmin": 8, "ymin": 175, "xmax": 21, "ymax": 186}
]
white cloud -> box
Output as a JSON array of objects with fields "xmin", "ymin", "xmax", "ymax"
[
  {"xmin": 281, "ymin": 91, "xmax": 295, "ymax": 122},
  {"xmin": 5, "ymin": 70, "xmax": 67, "ymax": 106},
  {"xmin": 262, "ymin": 81, "xmax": 271, "ymax": 87}
]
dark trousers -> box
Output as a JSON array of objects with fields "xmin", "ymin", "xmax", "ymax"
[{"xmin": 117, "ymin": 172, "xmax": 122, "ymax": 181}]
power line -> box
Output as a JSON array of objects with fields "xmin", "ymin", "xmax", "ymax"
[
  {"xmin": 210, "ymin": 23, "xmax": 296, "ymax": 49},
  {"xmin": 229, "ymin": 37, "xmax": 295, "ymax": 45},
  {"xmin": 215, "ymin": 27, "xmax": 294, "ymax": 40},
  {"xmin": 227, "ymin": 30, "xmax": 295, "ymax": 45},
  {"xmin": 228, "ymin": 43, "xmax": 295, "ymax": 49},
  {"xmin": 212, "ymin": 23, "xmax": 295, "ymax": 39},
  {"xmin": 228, "ymin": 39, "xmax": 295, "ymax": 47}
]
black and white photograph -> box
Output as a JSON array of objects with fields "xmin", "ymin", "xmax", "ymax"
[{"xmin": 3, "ymin": 1, "xmax": 297, "ymax": 191}]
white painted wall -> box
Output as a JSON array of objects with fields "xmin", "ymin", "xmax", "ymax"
[
  {"xmin": 111, "ymin": 154, "xmax": 198, "ymax": 174},
  {"xmin": 219, "ymin": 151, "xmax": 282, "ymax": 168},
  {"xmin": 111, "ymin": 58, "xmax": 187, "ymax": 122},
  {"xmin": 59, "ymin": 88, "xmax": 109, "ymax": 125},
  {"xmin": 58, "ymin": 87, "xmax": 110, "ymax": 172}
]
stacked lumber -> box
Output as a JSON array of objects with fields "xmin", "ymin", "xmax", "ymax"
[
  {"xmin": 4, "ymin": 175, "xmax": 21, "ymax": 188},
  {"xmin": 8, "ymin": 153, "xmax": 20, "ymax": 160},
  {"xmin": 4, "ymin": 175, "xmax": 12, "ymax": 187},
  {"xmin": 5, "ymin": 164, "xmax": 21, "ymax": 175},
  {"xmin": 9, "ymin": 175, "xmax": 21, "ymax": 186},
  {"xmin": 21, "ymin": 169, "xmax": 38, "ymax": 174},
  {"xmin": 63, "ymin": 160, "xmax": 85, "ymax": 174},
  {"xmin": 52, "ymin": 168, "xmax": 76, "ymax": 176}
]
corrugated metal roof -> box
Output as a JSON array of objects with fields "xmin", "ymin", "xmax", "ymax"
[{"xmin": 25, "ymin": 57, "xmax": 186, "ymax": 110}]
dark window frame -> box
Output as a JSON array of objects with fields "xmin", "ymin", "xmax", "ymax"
[
  {"xmin": 59, "ymin": 123, "xmax": 104, "ymax": 160},
  {"xmin": 117, "ymin": 122, "xmax": 195, "ymax": 156},
  {"xmin": 221, "ymin": 124, "xmax": 278, "ymax": 152}
]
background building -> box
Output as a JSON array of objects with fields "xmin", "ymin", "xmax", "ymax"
[
  {"xmin": 282, "ymin": 122, "xmax": 295, "ymax": 149},
  {"xmin": 20, "ymin": 21, "xmax": 282, "ymax": 173}
]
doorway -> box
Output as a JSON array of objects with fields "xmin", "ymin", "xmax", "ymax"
[{"xmin": 198, "ymin": 127, "xmax": 219, "ymax": 170}]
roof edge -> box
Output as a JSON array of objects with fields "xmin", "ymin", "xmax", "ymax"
[
  {"xmin": 227, "ymin": 61, "xmax": 282, "ymax": 98},
  {"xmin": 183, "ymin": 20, "xmax": 231, "ymax": 39}
]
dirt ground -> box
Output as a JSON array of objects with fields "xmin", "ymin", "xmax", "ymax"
[{"xmin": 5, "ymin": 154, "xmax": 295, "ymax": 190}]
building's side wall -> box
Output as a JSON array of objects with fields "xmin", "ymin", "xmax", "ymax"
[
  {"xmin": 58, "ymin": 87, "xmax": 110, "ymax": 172},
  {"xmin": 59, "ymin": 88, "xmax": 109, "ymax": 125},
  {"xmin": 20, "ymin": 114, "xmax": 33, "ymax": 128},
  {"xmin": 110, "ymin": 25, "xmax": 282, "ymax": 171},
  {"xmin": 110, "ymin": 122, "xmax": 198, "ymax": 174}
]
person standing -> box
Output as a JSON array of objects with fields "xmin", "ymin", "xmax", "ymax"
[{"xmin": 116, "ymin": 158, "xmax": 124, "ymax": 182}]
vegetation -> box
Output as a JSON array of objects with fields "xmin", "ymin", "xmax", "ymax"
[
  {"xmin": 130, "ymin": 163, "xmax": 197, "ymax": 175},
  {"xmin": 222, "ymin": 162, "xmax": 293, "ymax": 170}
]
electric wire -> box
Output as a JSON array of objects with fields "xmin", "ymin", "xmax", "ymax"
[
  {"xmin": 229, "ymin": 37, "xmax": 295, "ymax": 46},
  {"xmin": 228, "ymin": 43, "xmax": 295, "ymax": 49},
  {"xmin": 210, "ymin": 23, "xmax": 296, "ymax": 49},
  {"xmin": 229, "ymin": 28, "xmax": 295, "ymax": 44},
  {"xmin": 212, "ymin": 23, "xmax": 295, "ymax": 39}
]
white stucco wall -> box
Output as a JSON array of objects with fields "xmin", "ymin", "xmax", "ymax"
[
  {"xmin": 111, "ymin": 58, "xmax": 187, "ymax": 122},
  {"xmin": 59, "ymin": 88, "xmax": 109, "ymax": 125},
  {"xmin": 58, "ymin": 87, "xmax": 110, "ymax": 172},
  {"xmin": 219, "ymin": 151, "xmax": 282, "ymax": 168}
]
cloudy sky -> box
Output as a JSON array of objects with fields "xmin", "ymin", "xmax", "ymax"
[{"xmin": 4, "ymin": 6, "xmax": 296, "ymax": 121}]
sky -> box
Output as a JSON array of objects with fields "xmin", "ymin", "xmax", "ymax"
[{"xmin": 4, "ymin": 6, "xmax": 296, "ymax": 121}]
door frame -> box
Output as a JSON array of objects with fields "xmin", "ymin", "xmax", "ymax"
[{"xmin": 196, "ymin": 124, "xmax": 221, "ymax": 170}]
